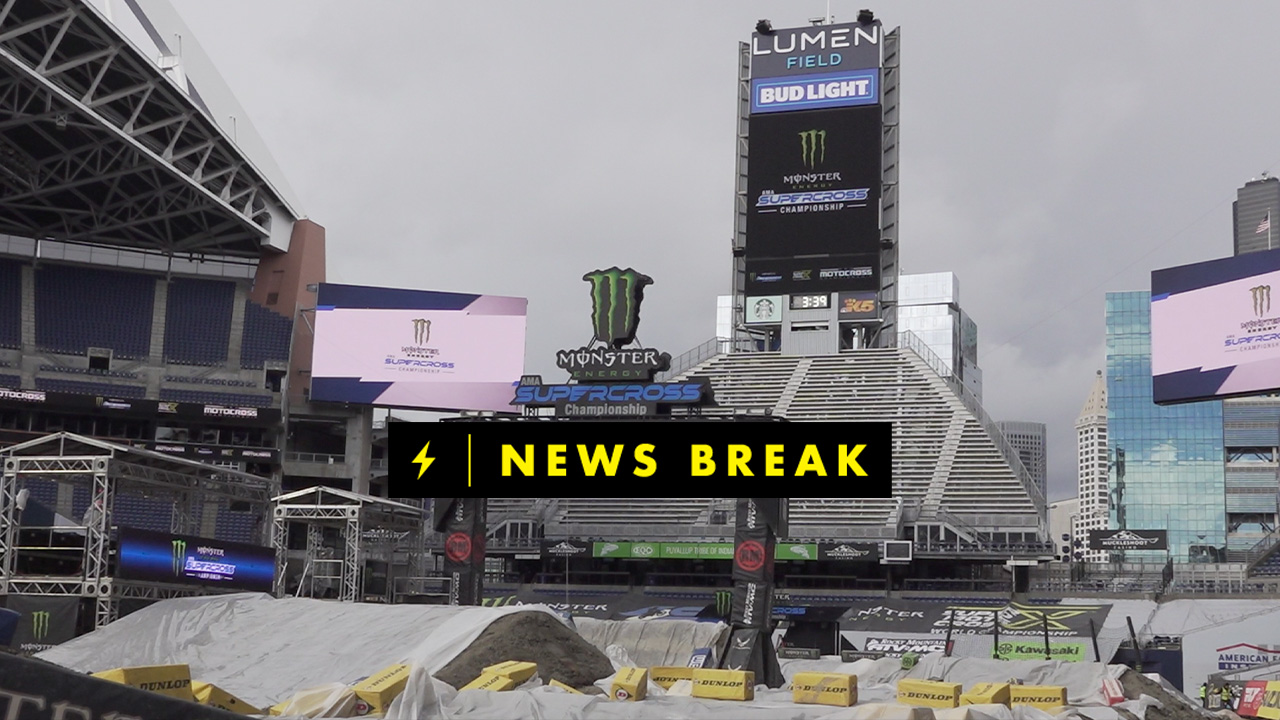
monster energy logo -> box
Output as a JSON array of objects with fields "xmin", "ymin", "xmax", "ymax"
[
  {"xmin": 412, "ymin": 318, "xmax": 431, "ymax": 345},
  {"xmin": 1252, "ymin": 285, "xmax": 1272, "ymax": 318},
  {"xmin": 172, "ymin": 539, "xmax": 186, "ymax": 576},
  {"xmin": 555, "ymin": 267, "xmax": 670, "ymax": 384},
  {"xmin": 799, "ymin": 130, "xmax": 826, "ymax": 169},
  {"xmin": 30, "ymin": 611, "xmax": 49, "ymax": 641},
  {"xmin": 715, "ymin": 590, "xmax": 733, "ymax": 617},
  {"xmin": 584, "ymin": 267, "xmax": 651, "ymax": 347}
]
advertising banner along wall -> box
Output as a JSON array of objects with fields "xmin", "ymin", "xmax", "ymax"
[
  {"xmin": 309, "ymin": 283, "xmax": 528, "ymax": 414},
  {"xmin": 1087, "ymin": 529, "xmax": 1169, "ymax": 552},
  {"xmin": 840, "ymin": 599, "xmax": 1112, "ymax": 637},
  {"xmin": 5, "ymin": 595, "xmax": 78, "ymax": 655}
]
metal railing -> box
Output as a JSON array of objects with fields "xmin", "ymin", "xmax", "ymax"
[
  {"xmin": 656, "ymin": 336, "xmax": 761, "ymax": 382},
  {"xmin": 284, "ymin": 452, "xmax": 345, "ymax": 465}
]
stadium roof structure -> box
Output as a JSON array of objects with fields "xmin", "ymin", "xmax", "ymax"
[{"xmin": 0, "ymin": 0, "xmax": 299, "ymax": 257}]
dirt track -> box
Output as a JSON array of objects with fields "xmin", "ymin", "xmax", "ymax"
[{"xmin": 434, "ymin": 611, "xmax": 615, "ymax": 691}]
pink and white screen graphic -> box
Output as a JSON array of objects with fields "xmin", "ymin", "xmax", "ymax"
[{"xmin": 309, "ymin": 287, "xmax": 527, "ymax": 413}]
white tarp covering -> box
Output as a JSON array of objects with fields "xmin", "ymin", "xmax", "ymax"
[
  {"xmin": 575, "ymin": 618, "xmax": 730, "ymax": 668},
  {"xmin": 35, "ymin": 593, "xmax": 1189, "ymax": 719}
]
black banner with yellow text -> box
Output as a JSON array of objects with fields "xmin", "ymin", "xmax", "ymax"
[{"xmin": 390, "ymin": 422, "xmax": 891, "ymax": 496}]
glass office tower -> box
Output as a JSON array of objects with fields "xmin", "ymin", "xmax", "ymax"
[{"xmin": 1106, "ymin": 291, "xmax": 1226, "ymax": 562}]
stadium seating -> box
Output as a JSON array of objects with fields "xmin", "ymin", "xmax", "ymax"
[
  {"xmin": 34, "ymin": 263, "xmax": 154, "ymax": 359},
  {"xmin": 240, "ymin": 300, "xmax": 292, "ymax": 369},
  {"xmin": 40, "ymin": 364, "xmax": 138, "ymax": 379},
  {"xmin": 0, "ymin": 374, "xmax": 19, "ymax": 388},
  {"xmin": 0, "ymin": 259, "xmax": 20, "ymax": 349},
  {"xmin": 1252, "ymin": 549, "xmax": 1280, "ymax": 577},
  {"xmin": 159, "ymin": 389, "xmax": 274, "ymax": 407},
  {"xmin": 165, "ymin": 375, "xmax": 258, "ymax": 388},
  {"xmin": 163, "ymin": 278, "xmax": 236, "ymax": 365},
  {"xmin": 555, "ymin": 499, "xmax": 716, "ymax": 525},
  {"xmin": 215, "ymin": 505, "xmax": 260, "ymax": 544},
  {"xmin": 112, "ymin": 495, "xmax": 174, "ymax": 534},
  {"xmin": 35, "ymin": 378, "xmax": 147, "ymax": 398}
]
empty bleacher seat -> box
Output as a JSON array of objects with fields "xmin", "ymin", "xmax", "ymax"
[
  {"xmin": 555, "ymin": 499, "xmax": 715, "ymax": 525},
  {"xmin": 112, "ymin": 495, "xmax": 174, "ymax": 534},
  {"xmin": 35, "ymin": 263, "xmax": 155, "ymax": 358},
  {"xmin": 215, "ymin": 505, "xmax": 260, "ymax": 544},
  {"xmin": 164, "ymin": 278, "xmax": 236, "ymax": 365},
  {"xmin": 0, "ymin": 259, "xmax": 20, "ymax": 349},
  {"xmin": 0, "ymin": 374, "xmax": 20, "ymax": 388},
  {"xmin": 240, "ymin": 300, "xmax": 292, "ymax": 369},
  {"xmin": 35, "ymin": 378, "xmax": 147, "ymax": 398},
  {"xmin": 159, "ymin": 388, "xmax": 274, "ymax": 407}
]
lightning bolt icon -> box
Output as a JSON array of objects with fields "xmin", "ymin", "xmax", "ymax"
[{"xmin": 413, "ymin": 442, "xmax": 436, "ymax": 480}]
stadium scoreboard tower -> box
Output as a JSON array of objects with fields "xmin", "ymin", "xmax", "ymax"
[{"xmin": 733, "ymin": 14, "xmax": 900, "ymax": 354}]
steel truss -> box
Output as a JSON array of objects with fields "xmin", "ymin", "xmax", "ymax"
[
  {"xmin": 0, "ymin": 0, "xmax": 296, "ymax": 255},
  {"xmin": 271, "ymin": 486, "xmax": 426, "ymax": 604},
  {"xmin": 0, "ymin": 432, "xmax": 277, "ymax": 629}
]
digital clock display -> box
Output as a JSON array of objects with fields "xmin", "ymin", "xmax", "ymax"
[{"xmin": 790, "ymin": 294, "xmax": 830, "ymax": 310}]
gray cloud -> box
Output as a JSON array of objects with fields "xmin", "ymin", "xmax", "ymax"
[{"xmin": 170, "ymin": 0, "xmax": 1280, "ymax": 501}]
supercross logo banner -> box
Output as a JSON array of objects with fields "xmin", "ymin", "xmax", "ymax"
[
  {"xmin": 555, "ymin": 268, "xmax": 672, "ymax": 382},
  {"xmin": 389, "ymin": 421, "xmax": 892, "ymax": 497}
]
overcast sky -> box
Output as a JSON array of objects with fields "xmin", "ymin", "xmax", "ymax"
[{"xmin": 167, "ymin": 1, "xmax": 1278, "ymax": 501}]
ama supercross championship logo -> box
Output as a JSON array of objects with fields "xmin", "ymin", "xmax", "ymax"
[{"xmin": 555, "ymin": 268, "xmax": 671, "ymax": 381}]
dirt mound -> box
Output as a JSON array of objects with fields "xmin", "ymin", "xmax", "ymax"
[
  {"xmin": 1119, "ymin": 670, "xmax": 1213, "ymax": 720},
  {"xmin": 434, "ymin": 611, "xmax": 615, "ymax": 690}
]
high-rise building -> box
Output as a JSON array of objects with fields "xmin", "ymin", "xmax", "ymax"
[
  {"xmin": 898, "ymin": 272, "xmax": 983, "ymax": 402},
  {"xmin": 1233, "ymin": 175, "xmax": 1280, "ymax": 256},
  {"xmin": 998, "ymin": 421, "xmax": 1047, "ymax": 500},
  {"xmin": 1048, "ymin": 497, "xmax": 1079, "ymax": 562},
  {"xmin": 1106, "ymin": 291, "xmax": 1226, "ymax": 562},
  {"xmin": 1226, "ymin": 176, "xmax": 1280, "ymax": 552},
  {"xmin": 1074, "ymin": 370, "xmax": 1110, "ymax": 562}
]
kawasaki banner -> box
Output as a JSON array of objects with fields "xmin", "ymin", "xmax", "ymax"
[
  {"xmin": 5, "ymin": 595, "xmax": 78, "ymax": 655},
  {"xmin": 436, "ymin": 497, "xmax": 486, "ymax": 606},
  {"xmin": 995, "ymin": 641, "xmax": 1088, "ymax": 662},
  {"xmin": 840, "ymin": 599, "xmax": 1112, "ymax": 638}
]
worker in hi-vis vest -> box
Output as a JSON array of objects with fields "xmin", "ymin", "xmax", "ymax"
[{"xmin": 1199, "ymin": 683, "xmax": 1208, "ymax": 708}]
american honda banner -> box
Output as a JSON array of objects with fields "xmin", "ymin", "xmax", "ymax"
[
  {"xmin": 732, "ymin": 498, "xmax": 778, "ymax": 630},
  {"xmin": 434, "ymin": 498, "xmax": 486, "ymax": 606}
]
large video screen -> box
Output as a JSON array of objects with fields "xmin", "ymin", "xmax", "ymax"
[
  {"xmin": 116, "ymin": 527, "xmax": 275, "ymax": 593},
  {"xmin": 310, "ymin": 283, "xmax": 528, "ymax": 413},
  {"xmin": 745, "ymin": 107, "xmax": 882, "ymax": 261},
  {"xmin": 1151, "ymin": 247, "xmax": 1280, "ymax": 404}
]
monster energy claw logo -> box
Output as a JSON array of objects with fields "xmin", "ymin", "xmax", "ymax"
[
  {"xmin": 31, "ymin": 611, "xmax": 50, "ymax": 641},
  {"xmin": 1252, "ymin": 285, "xmax": 1272, "ymax": 318},
  {"xmin": 172, "ymin": 539, "xmax": 186, "ymax": 576},
  {"xmin": 584, "ymin": 267, "xmax": 651, "ymax": 347},
  {"xmin": 412, "ymin": 317, "xmax": 431, "ymax": 345},
  {"xmin": 799, "ymin": 129, "xmax": 826, "ymax": 169}
]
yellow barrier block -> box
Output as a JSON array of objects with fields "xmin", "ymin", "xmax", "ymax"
[
  {"xmin": 611, "ymin": 667, "xmax": 648, "ymax": 702},
  {"xmin": 352, "ymin": 664, "xmax": 411, "ymax": 715},
  {"xmin": 897, "ymin": 679, "xmax": 962, "ymax": 709},
  {"xmin": 650, "ymin": 666, "xmax": 695, "ymax": 689},
  {"xmin": 961, "ymin": 683, "xmax": 1011, "ymax": 707},
  {"xmin": 550, "ymin": 680, "xmax": 584, "ymax": 694},
  {"xmin": 1010, "ymin": 685, "xmax": 1068, "ymax": 710},
  {"xmin": 462, "ymin": 673, "xmax": 518, "ymax": 692},
  {"xmin": 267, "ymin": 685, "xmax": 359, "ymax": 718},
  {"xmin": 92, "ymin": 665, "xmax": 196, "ymax": 703},
  {"xmin": 192, "ymin": 681, "xmax": 261, "ymax": 715},
  {"xmin": 792, "ymin": 672, "xmax": 857, "ymax": 707},
  {"xmin": 692, "ymin": 669, "xmax": 755, "ymax": 702},
  {"xmin": 482, "ymin": 661, "xmax": 539, "ymax": 685}
]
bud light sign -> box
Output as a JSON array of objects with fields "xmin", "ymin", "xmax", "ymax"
[{"xmin": 751, "ymin": 69, "xmax": 879, "ymax": 114}]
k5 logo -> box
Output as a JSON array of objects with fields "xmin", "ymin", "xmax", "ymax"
[{"xmin": 843, "ymin": 300, "xmax": 875, "ymax": 313}]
